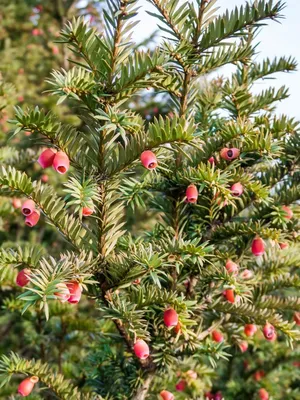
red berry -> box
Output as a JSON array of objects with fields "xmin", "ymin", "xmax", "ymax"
[
  {"xmin": 66, "ymin": 281, "xmax": 82, "ymax": 304},
  {"xmin": 25, "ymin": 209, "xmax": 40, "ymax": 227},
  {"xmin": 175, "ymin": 380, "xmax": 186, "ymax": 392},
  {"xmin": 208, "ymin": 156, "xmax": 215, "ymax": 164},
  {"xmin": 254, "ymin": 370, "xmax": 265, "ymax": 381},
  {"xmin": 52, "ymin": 151, "xmax": 70, "ymax": 174},
  {"xmin": 225, "ymin": 289, "xmax": 235, "ymax": 303},
  {"xmin": 18, "ymin": 376, "xmax": 39, "ymax": 396},
  {"xmin": 220, "ymin": 147, "xmax": 240, "ymax": 161},
  {"xmin": 239, "ymin": 341, "xmax": 248, "ymax": 353},
  {"xmin": 258, "ymin": 388, "xmax": 269, "ymax": 400},
  {"xmin": 41, "ymin": 174, "xmax": 49, "ymax": 183},
  {"xmin": 186, "ymin": 184, "xmax": 198, "ymax": 203},
  {"xmin": 38, "ymin": 148, "xmax": 56, "ymax": 169},
  {"xmin": 282, "ymin": 205, "xmax": 293, "ymax": 220},
  {"xmin": 263, "ymin": 322, "xmax": 276, "ymax": 341},
  {"xmin": 82, "ymin": 206, "xmax": 94, "ymax": 216},
  {"xmin": 174, "ymin": 322, "xmax": 181, "ymax": 335},
  {"xmin": 22, "ymin": 199, "xmax": 35, "ymax": 216},
  {"xmin": 54, "ymin": 283, "xmax": 70, "ymax": 303},
  {"xmin": 251, "ymin": 237, "xmax": 265, "ymax": 256},
  {"xmin": 231, "ymin": 182, "xmax": 243, "ymax": 196},
  {"xmin": 244, "ymin": 324, "xmax": 257, "ymax": 337},
  {"xmin": 140, "ymin": 150, "xmax": 157, "ymax": 169},
  {"xmin": 204, "ymin": 392, "xmax": 214, "ymax": 400},
  {"xmin": 160, "ymin": 390, "xmax": 174, "ymax": 400},
  {"xmin": 16, "ymin": 268, "xmax": 31, "ymax": 287},
  {"xmin": 163, "ymin": 308, "xmax": 179, "ymax": 327},
  {"xmin": 293, "ymin": 312, "xmax": 300, "ymax": 325},
  {"xmin": 212, "ymin": 330, "xmax": 223, "ymax": 343},
  {"xmin": 133, "ymin": 339, "xmax": 149, "ymax": 359},
  {"xmin": 225, "ymin": 259, "xmax": 239, "ymax": 275}
]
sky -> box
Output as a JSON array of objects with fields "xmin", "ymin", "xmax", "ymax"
[{"xmin": 130, "ymin": 0, "xmax": 300, "ymax": 119}]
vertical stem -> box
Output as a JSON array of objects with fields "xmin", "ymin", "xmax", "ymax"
[{"xmin": 132, "ymin": 373, "xmax": 155, "ymax": 400}]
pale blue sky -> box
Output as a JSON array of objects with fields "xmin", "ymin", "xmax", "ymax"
[{"xmin": 131, "ymin": 0, "xmax": 300, "ymax": 119}]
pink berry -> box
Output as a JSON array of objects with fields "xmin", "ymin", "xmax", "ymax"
[
  {"xmin": 133, "ymin": 339, "xmax": 149, "ymax": 359},
  {"xmin": 225, "ymin": 259, "xmax": 239, "ymax": 275},
  {"xmin": 214, "ymin": 392, "xmax": 223, "ymax": 400},
  {"xmin": 239, "ymin": 341, "xmax": 248, "ymax": 353},
  {"xmin": 254, "ymin": 370, "xmax": 265, "ymax": 381},
  {"xmin": 140, "ymin": 150, "xmax": 157, "ymax": 170},
  {"xmin": 231, "ymin": 182, "xmax": 243, "ymax": 196},
  {"xmin": 212, "ymin": 330, "xmax": 223, "ymax": 343},
  {"xmin": 186, "ymin": 184, "xmax": 198, "ymax": 203},
  {"xmin": 18, "ymin": 376, "xmax": 39, "ymax": 397},
  {"xmin": 12, "ymin": 198, "xmax": 22, "ymax": 209},
  {"xmin": 160, "ymin": 390, "xmax": 174, "ymax": 400},
  {"xmin": 282, "ymin": 205, "xmax": 293, "ymax": 220},
  {"xmin": 208, "ymin": 156, "xmax": 215, "ymax": 164},
  {"xmin": 22, "ymin": 199, "xmax": 35, "ymax": 216},
  {"xmin": 258, "ymin": 388, "xmax": 269, "ymax": 400},
  {"xmin": 175, "ymin": 380, "xmax": 186, "ymax": 392},
  {"xmin": 16, "ymin": 268, "xmax": 31, "ymax": 287},
  {"xmin": 66, "ymin": 281, "xmax": 82, "ymax": 304},
  {"xmin": 244, "ymin": 324, "xmax": 257, "ymax": 337},
  {"xmin": 25, "ymin": 209, "xmax": 40, "ymax": 227},
  {"xmin": 82, "ymin": 206, "xmax": 94, "ymax": 216},
  {"xmin": 52, "ymin": 151, "xmax": 70, "ymax": 174},
  {"xmin": 54, "ymin": 283, "xmax": 70, "ymax": 303},
  {"xmin": 164, "ymin": 308, "xmax": 179, "ymax": 327},
  {"xmin": 220, "ymin": 147, "xmax": 240, "ymax": 161},
  {"xmin": 251, "ymin": 237, "xmax": 265, "ymax": 256},
  {"xmin": 263, "ymin": 322, "xmax": 276, "ymax": 341},
  {"xmin": 38, "ymin": 148, "xmax": 56, "ymax": 169}
]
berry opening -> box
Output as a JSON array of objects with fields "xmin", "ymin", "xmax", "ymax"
[
  {"xmin": 23, "ymin": 208, "xmax": 31, "ymax": 215},
  {"xmin": 148, "ymin": 162, "xmax": 157, "ymax": 169},
  {"xmin": 57, "ymin": 166, "xmax": 67, "ymax": 174},
  {"xmin": 25, "ymin": 221, "xmax": 33, "ymax": 227},
  {"xmin": 227, "ymin": 150, "xmax": 233, "ymax": 158}
]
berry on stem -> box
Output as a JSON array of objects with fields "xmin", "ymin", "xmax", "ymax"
[
  {"xmin": 220, "ymin": 147, "xmax": 240, "ymax": 161},
  {"xmin": 239, "ymin": 341, "xmax": 248, "ymax": 353},
  {"xmin": 66, "ymin": 281, "xmax": 82, "ymax": 304},
  {"xmin": 38, "ymin": 148, "xmax": 56, "ymax": 168},
  {"xmin": 225, "ymin": 259, "xmax": 239, "ymax": 275},
  {"xmin": 18, "ymin": 376, "xmax": 39, "ymax": 397},
  {"xmin": 231, "ymin": 182, "xmax": 243, "ymax": 196},
  {"xmin": 212, "ymin": 330, "xmax": 223, "ymax": 343},
  {"xmin": 140, "ymin": 150, "xmax": 157, "ymax": 169},
  {"xmin": 186, "ymin": 184, "xmax": 198, "ymax": 203},
  {"xmin": 16, "ymin": 268, "xmax": 31, "ymax": 287},
  {"xmin": 25, "ymin": 209, "xmax": 40, "ymax": 227},
  {"xmin": 225, "ymin": 289, "xmax": 235, "ymax": 303},
  {"xmin": 133, "ymin": 339, "xmax": 149, "ymax": 359},
  {"xmin": 263, "ymin": 322, "xmax": 276, "ymax": 341},
  {"xmin": 12, "ymin": 198, "xmax": 22, "ymax": 209},
  {"xmin": 244, "ymin": 324, "xmax": 257, "ymax": 337},
  {"xmin": 52, "ymin": 151, "xmax": 70, "ymax": 174},
  {"xmin": 82, "ymin": 206, "xmax": 94, "ymax": 216},
  {"xmin": 293, "ymin": 312, "xmax": 300, "ymax": 325},
  {"xmin": 251, "ymin": 237, "xmax": 265, "ymax": 256},
  {"xmin": 54, "ymin": 283, "xmax": 71, "ymax": 303},
  {"xmin": 163, "ymin": 308, "xmax": 179, "ymax": 327},
  {"xmin": 22, "ymin": 199, "xmax": 35, "ymax": 216}
]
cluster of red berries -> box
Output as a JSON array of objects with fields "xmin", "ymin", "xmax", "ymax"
[
  {"xmin": 160, "ymin": 370, "xmax": 198, "ymax": 399},
  {"xmin": 211, "ymin": 321, "xmax": 277, "ymax": 347},
  {"xmin": 16, "ymin": 269, "xmax": 82, "ymax": 304},
  {"xmin": 38, "ymin": 148, "xmax": 69, "ymax": 174}
]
